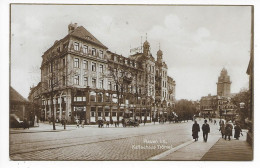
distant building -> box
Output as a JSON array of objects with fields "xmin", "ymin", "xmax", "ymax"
[
  {"xmin": 10, "ymin": 86, "xmax": 30, "ymax": 127},
  {"xmin": 28, "ymin": 82, "xmax": 42, "ymax": 121},
  {"xmin": 40, "ymin": 23, "xmax": 176, "ymax": 124},
  {"xmin": 217, "ymin": 68, "xmax": 231, "ymax": 97},
  {"xmin": 200, "ymin": 68, "xmax": 236, "ymax": 119}
]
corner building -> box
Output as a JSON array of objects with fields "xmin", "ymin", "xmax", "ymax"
[{"xmin": 40, "ymin": 23, "xmax": 176, "ymax": 124}]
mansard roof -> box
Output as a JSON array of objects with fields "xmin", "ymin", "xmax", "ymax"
[{"xmin": 69, "ymin": 26, "xmax": 108, "ymax": 49}]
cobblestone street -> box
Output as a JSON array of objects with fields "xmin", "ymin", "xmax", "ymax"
[{"xmin": 9, "ymin": 119, "xmax": 252, "ymax": 161}]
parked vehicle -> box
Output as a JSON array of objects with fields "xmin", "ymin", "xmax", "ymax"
[{"xmin": 125, "ymin": 119, "xmax": 139, "ymax": 127}]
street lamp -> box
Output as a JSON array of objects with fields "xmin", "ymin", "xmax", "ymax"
[{"xmin": 239, "ymin": 102, "xmax": 245, "ymax": 128}]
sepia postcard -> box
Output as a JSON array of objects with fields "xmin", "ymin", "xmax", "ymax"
[{"xmin": 7, "ymin": 2, "xmax": 254, "ymax": 164}]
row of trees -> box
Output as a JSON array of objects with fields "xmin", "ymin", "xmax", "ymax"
[{"xmin": 174, "ymin": 99, "xmax": 197, "ymax": 121}]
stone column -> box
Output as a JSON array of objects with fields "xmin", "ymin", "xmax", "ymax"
[
  {"xmin": 86, "ymin": 86, "xmax": 90, "ymax": 124},
  {"xmin": 53, "ymin": 96, "xmax": 57, "ymax": 122},
  {"xmin": 59, "ymin": 92, "xmax": 63, "ymax": 121}
]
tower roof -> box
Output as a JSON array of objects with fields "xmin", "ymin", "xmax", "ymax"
[
  {"xmin": 143, "ymin": 40, "xmax": 150, "ymax": 47},
  {"xmin": 157, "ymin": 49, "xmax": 163, "ymax": 56}
]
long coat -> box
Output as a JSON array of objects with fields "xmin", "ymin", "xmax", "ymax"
[
  {"xmin": 225, "ymin": 123, "xmax": 233, "ymax": 136},
  {"xmin": 192, "ymin": 123, "xmax": 200, "ymax": 139},
  {"xmin": 234, "ymin": 125, "xmax": 242, "ymax": 139},
  {"xmin": 202, "ymin": 123, "xmax": 210, "ymax": 133},
  {"xmin": 220, "ymin": 123, "xmax": 225, "ymax": 135}
]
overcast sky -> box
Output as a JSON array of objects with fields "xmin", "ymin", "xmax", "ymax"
[{"xmin": 11, "ymin": 5, "xmax": 252, "ymax": 100}]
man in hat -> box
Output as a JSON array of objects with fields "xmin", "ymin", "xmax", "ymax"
[{"xmin": 202, "ymin": 120, "xmax": 210, "ymax": 142}]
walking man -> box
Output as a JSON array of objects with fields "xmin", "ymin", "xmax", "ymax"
[{"xmin": 202, "ymin": 120, "xmax": 210, "ymax": 142}]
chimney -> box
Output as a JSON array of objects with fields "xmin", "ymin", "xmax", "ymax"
[{"xmin": 68, "ymin": 23, "xmax": 78, "ymax": 34}]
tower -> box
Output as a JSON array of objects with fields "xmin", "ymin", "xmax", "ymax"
[
  {"xmin": 217, "ymin": 68, "xmax": 231, "ymax": 97},
  {"xmin": 157, "ymin": 44, "xmax": 163, "ymax": 63},
  {"xmin": 143, "ymin": 40, "xmax": 150, "ymax": 56}
]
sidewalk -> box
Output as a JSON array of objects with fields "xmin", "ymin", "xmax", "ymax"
[
  {"xmin": 151, "ymin": 119, "xmax": 253, "ymax": 161},
  {"xmin": 154, "ymin": 130, "xmax": 253, "ymax": 161},
  {"xmin": 10, "ymin": 122, "xmax": 76, "ymax": 134},
  {"xmin": 201, "ymin": 137, "xmax": 253, "ymax": 161},
  {"xmin": 9, "ymin": 121, "xmax": 181, "ymax": 134}
]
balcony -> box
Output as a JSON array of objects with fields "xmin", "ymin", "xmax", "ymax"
[{"xmin": 123, "ymin": 76, "xmax": 132, "ymax": 84}]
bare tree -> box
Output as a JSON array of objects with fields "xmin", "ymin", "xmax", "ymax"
[
  {"xmin": 41, "ymin": 53, "xmax": 74, "ymax": 130},
  {"xmin": 108, "ymin": 62, "xmax": 132, "ymax": 121}
]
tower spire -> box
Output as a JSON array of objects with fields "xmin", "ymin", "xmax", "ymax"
[
  {"xmin": 146, "ymin": 33, "xmax": 147, "ymax": 41},
  {"xmin": 141, "ymin": 36, "xmax": 143, "ymax": 51}
]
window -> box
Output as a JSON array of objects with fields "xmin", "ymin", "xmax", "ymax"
[
  {"xmin": 74, "ymin": 42, "xmax": 79, "ymax": 51},
  {"xmin": 92, "ymin": 78, "xmax": 96, "ymax": 88},
  {"xmin": 91, "ymin": 62, "xmax": 96, "ymax": 71},
  {"xmin": 99, "ymin": 80, "xmax": 104, "ymax": 89},
  {"xmin": 114, "ymin": 85, "xmax": 117, "ymax": 91},
  {"xmin": 63, "ymin": 58, "xmax": 66, "ymax": 67},
  {"xmin": 74, "ymin": 76, "xmax": 79, "ymax": 85},
  {"xmin": 74, "ymin": 58, "xmax": 79, "ymax": 68},
  {"xmin": 83, "ymin": 45, "xmax": 88, "ymax": 54},
  {"xmin": 100, "ymin": 50, "xmax": 104, "ymax": 58},
  {"xmin": 99, "ymin": 64, "xmax": 104, "ymax": 73},
  {"xmin": 84, "ymin": 77, "xmax": 88, "ymax": 86},
  {"xmin": 77, "ymin": 97, "xmax": 82, "ymax": 101},
  {"xmin": 92, "ymin": 48, "xmax": 96, "ymax": 56},
  {"xmin": 83, "ymin": 60, "xmax": 88, "ymax": 69},
  {"xmin": 49, "ymin": 64, "xmax": 52, "ymax": 73},
  {"xmin": 108, "ymin": 82, "xmax": 112, "ymax": 90},
  {"xmin": 62, "ymin": 76, "xmax": 66, "ymax": 86},
  {"xmin": 49, "ymin": 80, "xmax": 52, "ymax": 88},
  {"xmin": 91, "ymin": 111, "xmax": 95, "ymax": 117}
]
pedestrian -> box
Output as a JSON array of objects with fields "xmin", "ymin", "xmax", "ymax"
[
  {"xmin": 219, "ymin": 120, "xmax": 225, "ymax": 138},
  {"xmin": 202, "ymin": 120, "xmax": 210, "ymax": 142},
  {"xmin": 144, "ymin": 118, "xmax": 147, "ymax": 126},
  {"xmin": 76, "ymin": 119, "xmax": 80, "ymax": 128},
  {"xmin": 122, "ymin": 118, "xmax": 125, "ymax": 127},
  {"xmin": 225, "ymin": 121, "xmax": 233, "ymax": 140},
  {"xmin": 115, "ymin": 120, "xmax": 117, "ymax": 127},
  {"xmin": 106, "ymin": 120, "xmax": 109, "ymax": 127},
  {"xmin": 214, "ymin": 120, "xmax": 217, "ymax": 125},
  {"xmin": 110, "ymin": 119, "xmax": 114, "ymax": 126},
  {"xmin": 81, "ymin": 120, "xmax": 85, "ymax": 128},
  {"xmin": 192, "ymin": 120, "xmax": 200, "ymax": 141},
  {"xmin": 234, "ymin": 122, "xmax": 242, "ymax": 140}
]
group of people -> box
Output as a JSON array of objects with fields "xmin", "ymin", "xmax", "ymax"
[
  {"xmin": 219, "ymin": 120, "xmax": 242, "ymax": 140},
  {"xmin": 192, "ymin": 119, "xmax": 243, "ymax": 142},
  {"xmin": 192, "ymin": 120, "xmax": 210, "ymax": 142}
]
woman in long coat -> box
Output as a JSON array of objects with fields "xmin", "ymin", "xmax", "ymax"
[
  {"xmin": 234, "ymin": 123, "xmax": 242, "ymax": 140},
  {"xmin": 225, "ymin": 121, "xmax": 233, "ymax": 140},
  {"xmin": 219, "ymin": 120, "xmax": 225, "ymax": 138},
  {"xmin": 192, "ymin": 121, "xmax": 200, "ymax": 141}
]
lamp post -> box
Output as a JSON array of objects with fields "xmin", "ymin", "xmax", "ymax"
[{"xmin": 240, "ymin": 102, "xmax": 245, "ymax": 128}]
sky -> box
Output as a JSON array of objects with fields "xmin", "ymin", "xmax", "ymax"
[{"xmin": 11, "ymin": 5, "xmax": 252, "ymax": 100}]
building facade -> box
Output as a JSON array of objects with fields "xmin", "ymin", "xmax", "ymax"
[
  {"xmin": 40, "ymin": 23, "xmax": 176, "ymax": 124},
  {"xmin": 200, "ymin": 68, "xmax": 236, "ymax": 119}
]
